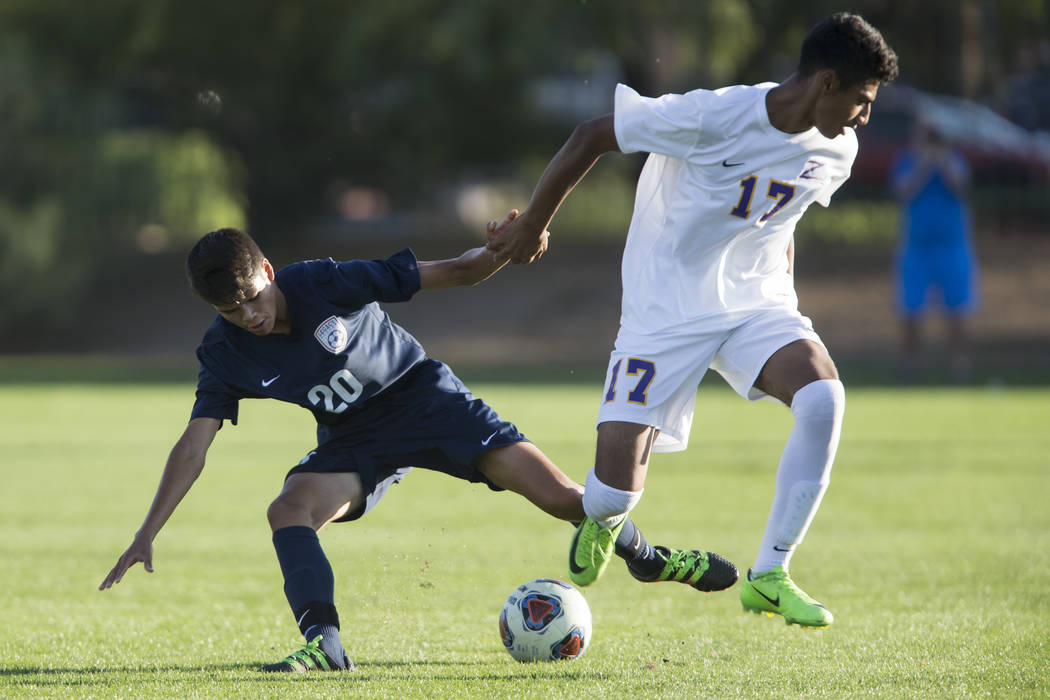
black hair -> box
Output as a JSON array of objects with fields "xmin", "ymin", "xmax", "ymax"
[
  {"xmin": 798, "ymin": 13, "xmax": 899, "ymax": 88},
  {"xmin": 186, "ymin": 227, "xmax": 265, "ymax": 306}
]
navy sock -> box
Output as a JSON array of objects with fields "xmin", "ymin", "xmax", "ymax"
[
  {"xmin": 272, "ymin": 526, "xmax": 349, "ymax": 667},
  {"xmin": 272, "ymin": 526, "xmax": 340, "ymax": 629},
  {"xmin": 615, "ymin": 518, "xmax": 663, "ymax": 576},
  {"xmin": 303, "ymin": 624, "xmax": 348, "ymax": 669},
  {"xmin": 613, "ymin": 517, "xmax": 650, "ymax": 560}
]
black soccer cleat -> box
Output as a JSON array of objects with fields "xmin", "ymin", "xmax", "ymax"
[
  {"xmin": 628, "ymin": 546, "xmax": 739, "ymax": 592},
  {"xmin": 260, "ymin": 635, "xmax": 354, "ymax": 673}
]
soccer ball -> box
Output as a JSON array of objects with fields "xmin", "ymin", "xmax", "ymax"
[{"xmin": 498, "ymin": 578, "xmax": 592, "ymax": 662}]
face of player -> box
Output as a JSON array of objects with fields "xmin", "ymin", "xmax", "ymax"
[
  {"xmin": 212, "ymin": 260, "xmax": 286, "ymax": 335},
  {"xmin": 814, "ymin": 76, "xmax": 879, "ymax": 138}
]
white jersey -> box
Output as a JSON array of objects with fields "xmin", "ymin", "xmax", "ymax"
[{"xmin": 613, "ymin": 82, "xmax": 857, "ymax": 333}]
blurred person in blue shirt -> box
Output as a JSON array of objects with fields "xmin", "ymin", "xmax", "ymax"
[{"xmin": 890, "ymin": 119, "xmax": 978, "ymax": 381}]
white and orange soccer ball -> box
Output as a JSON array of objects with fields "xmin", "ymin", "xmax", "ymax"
[{"xmin": 498, "ymin": 578, "xmax": 592, "ymax": 663}]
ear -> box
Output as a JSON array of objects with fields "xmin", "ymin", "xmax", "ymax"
[
  {"xmin": 819, "ymin": 69, "xmax": 839, "ymax": 94},
  {"xmin": 261, "ymin": 258, "xmax": 276, "ymax": 281}
]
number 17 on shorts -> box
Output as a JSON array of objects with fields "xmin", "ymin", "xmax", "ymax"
[
  {"xmin": 596, "ymin": 348, "xmax": 703, "ymax": 453},
  {"xmin": 603, "ymin": 357, "xmax": 657, "ymax": 405}
]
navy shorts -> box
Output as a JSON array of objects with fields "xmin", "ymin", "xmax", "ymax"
[{"xmin": 286, "ymin": 359, "xmax": 526, "ymax": 521}]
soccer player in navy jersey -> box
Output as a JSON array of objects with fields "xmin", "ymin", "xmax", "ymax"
[{"xmin": 99, "ymin": 216, "xmax": 737, "ymax": 672}]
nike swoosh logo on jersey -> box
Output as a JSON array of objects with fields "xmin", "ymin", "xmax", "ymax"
[
  {"xmin": 481, "ymin": 430, "xmax": 499, "ymax": 446},
  {"xmin": 773, "ymin": 545, "xmax": 793, "ymax": 552},
  {"xmin": 722, "ymin": 159, "xmax": 744, "ymax": 167},
  {"xmin": 261, "ymin": 375, "xmax": 280, "ymax": 387}
]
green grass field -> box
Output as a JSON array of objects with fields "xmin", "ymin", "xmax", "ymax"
[{"xmin": 2, "ymin": 373, "xmax": 1048, "ymax": 698}]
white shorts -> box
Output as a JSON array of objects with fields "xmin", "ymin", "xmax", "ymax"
[{"xmin": 596, "ymin": 308, "xmax": 824, "ymax": 453}]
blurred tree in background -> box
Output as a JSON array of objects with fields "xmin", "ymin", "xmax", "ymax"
[{"xmin": 1, "ymin": 0, "xmax": 1048, "ymax": 336}]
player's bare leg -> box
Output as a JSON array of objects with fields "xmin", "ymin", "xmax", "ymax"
[
  {"xmin": 267, "ymin": 471, "xmax": 367, "ymax": 532},
  {"xmin": 753, "ymin": 339, "xmax": 838, "ymax": 404},
  {"xmin": 263, "ymin": 472, "xmax": 364, "ymax": 672},
  {"xmin": 593, "ymin": 421, "xmax": 655, "ymax": 492},
  {"xmin": 742, "ymin": 339, "xmax": 842, "ymax": 627},
  {"xmin": 474, "ymin": 442, "xmax": 585, "ymax": 521}
]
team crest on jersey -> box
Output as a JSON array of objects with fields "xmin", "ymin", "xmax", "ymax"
[{"xmin": 314, "ymin": 316, "xmax": 349, "ymax": 354}]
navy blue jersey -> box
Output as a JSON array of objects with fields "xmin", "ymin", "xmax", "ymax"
[{"xmin": 191, "ymin": 249, "xmax": 427, "ymax": 427}]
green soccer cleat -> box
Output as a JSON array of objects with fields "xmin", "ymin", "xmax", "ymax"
[
  {"xmin": 259, "ymin": 635, "xmax": 354, "ymax": 673},
  {"xmin": 568, "ymin": 516, "xmax": 625, "ymax": 587},
  {"xmin": 628, "ymin": 546, "xmax": 739, "ymax": 592},
  {"xmin": 740, "ymin": 567, "xmax": 833, "ymax": 628}
]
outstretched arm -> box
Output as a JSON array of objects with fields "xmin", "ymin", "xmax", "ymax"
[
  {"xmin": 488, "ymin": 114, "xmax": 620, "ymax": 264},
  {"xmin": 418, "ymin": 210, "xmax": 534, "ymax": 290},
  {"xmin": 99, "ymin": 417, "xmax": 220, "ymax": 590}
]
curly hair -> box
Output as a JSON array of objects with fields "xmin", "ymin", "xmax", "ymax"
[
  {"xmin": 186, "ymin": 228, "xmax": 265, "ymax": 306},
  {"xmin": 799, "ymin": 13, "xmax": 899, "ymax": 88}
]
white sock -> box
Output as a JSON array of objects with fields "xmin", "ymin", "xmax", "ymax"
[
  {"xmin": 752, "ymin": 379, "xmax": 845, "ymax": 574},
  {"xmin": 582, "ymin": 467, "xmax": 643, "ymax": 529}
]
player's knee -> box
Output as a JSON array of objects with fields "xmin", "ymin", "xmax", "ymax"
[
  {"xmin": 790, "ymin": 378, "xmax": 845, "ymax": 425},
  {"xmin": 266, "ymin": 496, "xmax": 289, "ymax": 529},
  {"xmin": 267, "ymin": 493, "xmax": 316, "ymax": 531}
]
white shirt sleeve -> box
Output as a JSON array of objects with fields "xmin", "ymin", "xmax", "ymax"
[
  {"xmin": 815, "ymin": 173, "xmax": 848, "ymax": 207},
  {"xmin": 815, "ymin": 130, "xmax": 858, "ymax": 207},
  {"xmin": 613, "ymin": 83, "xmax": 703, "ymax": 159}
]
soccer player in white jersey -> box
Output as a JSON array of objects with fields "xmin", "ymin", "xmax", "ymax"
[{"xmin": 489, "ymin": 13, "xmax": 898, "ymax": 627}]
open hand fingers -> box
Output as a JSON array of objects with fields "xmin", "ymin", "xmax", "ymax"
[
  {"xmin": 99, "ymin": 546, "xmax": 152, "ymax": 590},
  {"xmin": 99, "ymin": 559, "xmax": 132, "ymax": 590},
  {"xmin": 487, "ymin": 209, "xmax": 518, "ymax": 240},
  {"xmin": 487, "ymin": 209, "xmax": 522, "ymax": 262}
]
